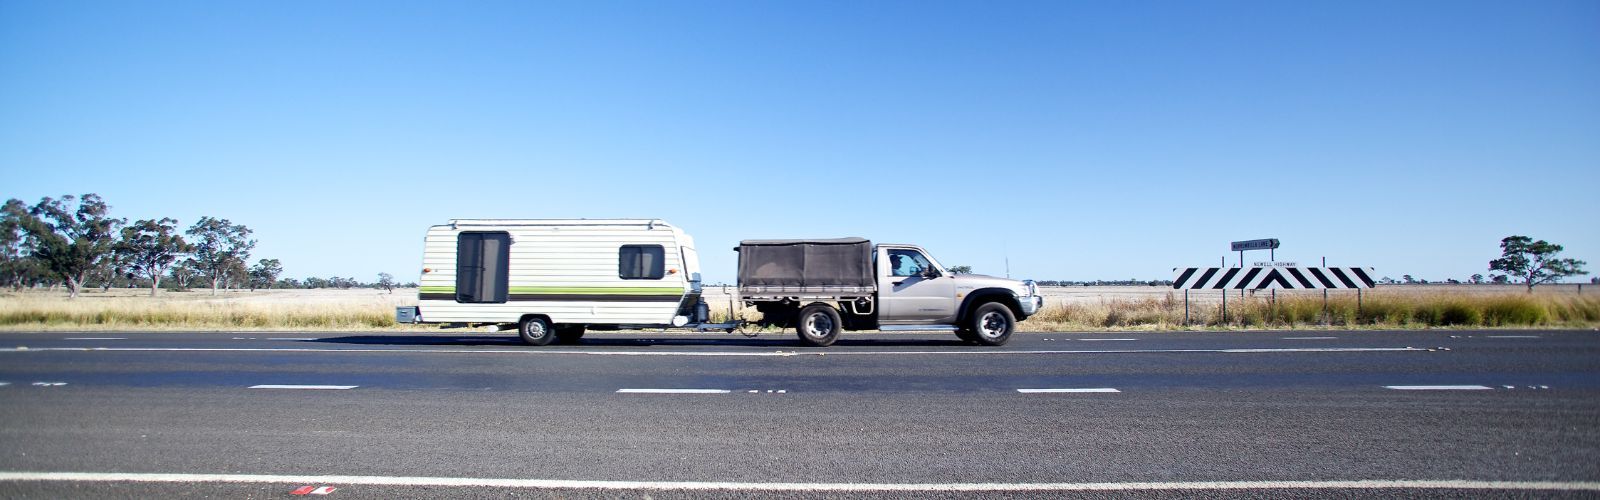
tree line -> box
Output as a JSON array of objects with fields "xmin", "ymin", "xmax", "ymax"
[{"xmin": 1, "ymin": 193, "xmax": 412, "ymax": 297}]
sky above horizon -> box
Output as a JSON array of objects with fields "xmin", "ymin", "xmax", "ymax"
[{"xmin": 3, "ymin": 0, "xmax": 1597, "ymax": 284}]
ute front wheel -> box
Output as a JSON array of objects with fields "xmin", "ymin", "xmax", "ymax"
[
  {"xmin": 795, "ymin": 304, "xmax": 842, "ymax": 347},
  {"xmin": 969, "ymin": 303, "xmax": 1015, "ymax": 346},
  {"xmin": 519, "ymin": 316, "xmax": 555, "ymax": 346}
]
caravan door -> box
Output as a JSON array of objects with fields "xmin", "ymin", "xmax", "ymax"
[{"xmin": 456, "ymin": 232, "xmax": 510, "ymax": 303}]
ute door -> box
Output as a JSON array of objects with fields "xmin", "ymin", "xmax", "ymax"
[{"xmin": 878, "ymin": 247, "xmax": 956, "ymax": 322}]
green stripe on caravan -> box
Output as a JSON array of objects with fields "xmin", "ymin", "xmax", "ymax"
[{"xmin": 418, "ymin": 286, "xmax": 683, "ymax": 295}]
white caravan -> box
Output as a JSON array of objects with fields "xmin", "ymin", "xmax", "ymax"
[{"xmin": 396, "ymin": 219, "xmax": 709, "ymax": 345}]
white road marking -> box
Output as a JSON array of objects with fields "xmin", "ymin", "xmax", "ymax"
[
  {"xmin": 616, "ymin": 389, "xmax": 730, "ymax": 394},
  {"xmin": 0, "ymin": 472, "xmax": 1594, "ymax": 492},
  {"xmin": 0, "ymin": 346, "xmax": 1428, "ymax": 357},
  {"xmin": 248, "ymin": 385, "xmax": 357, "ymax": 390},
  {"xmin": 1486, "ymin": 335, "xmax": 1540, "ymax": 339},
  {"xmin": 1017, "ymin": 388, "xmax": 1120, "ymax": 393},
  {"xmin": 267, "ymin": 338, "xmax": 317, "ymax": 341},
  {"xmin": 1384, "ymin": 385, "xmax": 1493, "ymax": 391},
  {"xmin": 65, "ymin": 337, "xmax": 125, "ymax": 340},
  {"xmin": 30, "ymin": 382, "xmax": 67, "ymax": 387},
  {"xmin": 1078, "ymin": 338, "xmax": 1138, "ymax": 341},
  {"xmin": 0, "ymin": 382, "xmax": 10, "ymax": 387},
  {"xmin": 1283, "ymin": 336, "xmax": 1337, "ymax": 340}
]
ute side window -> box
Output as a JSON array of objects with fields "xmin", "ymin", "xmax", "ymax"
[
  {"xmin": 887, "ymin": 249, "xmax": 931, "ymax": 277},
  {"xmin": 619, "ymin": 244, "xmax": 665, "ymax": 280}
]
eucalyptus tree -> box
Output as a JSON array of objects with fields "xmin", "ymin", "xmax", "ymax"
[
  {"xmin": 4, "ymin": 194, "xmax": 124, "ymax": 298},
  {"xmin": 120, "ymin": 218, "xmax": 190, "ymax": 296},
  {"xmin": 185, "ymin": 217, "xmax": 256, "ymax": 295}
]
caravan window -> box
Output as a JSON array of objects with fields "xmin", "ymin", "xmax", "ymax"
[{"xmin": 619, "ymin": 245, "xmax": 665, "ymax": 280}]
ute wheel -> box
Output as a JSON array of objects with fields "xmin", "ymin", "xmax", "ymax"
[
  {"xmin": 795, "ymin": 304, "xmax": 842, "ymax": 347},
  {"xmin": 555, "ymin": 325, "xmax": 586, "ymax": 344},
  {"xmin": 519, "ymin": 316, "xmax": 555, "ymax": 346},
  {"xmin": 970, "ymin": 302, "xmax": 1015, "ymax": 346}
]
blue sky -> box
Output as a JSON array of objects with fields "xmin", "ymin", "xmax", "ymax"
[{"xmin": 2, "ymin": 0, "xmax": 1596, "ymax": 284}]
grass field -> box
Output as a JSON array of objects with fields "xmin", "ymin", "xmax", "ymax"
[{"xmin": 1, "ymin": 285, "xmax": 1596, "ymax": 332}]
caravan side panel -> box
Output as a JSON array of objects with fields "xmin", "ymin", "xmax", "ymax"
[{"xmin": 417, "ymin": 223, "xmax": 692, "ymax": 325}]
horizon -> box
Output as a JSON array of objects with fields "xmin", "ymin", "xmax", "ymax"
[{"xmin": 3, "ymin": 1, "xmax": 1596, "ymax": 285}]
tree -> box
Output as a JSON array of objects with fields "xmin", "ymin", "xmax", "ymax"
[
  {"xmin": 185, "ymin": 217, "xmax": 255, "ymax": 295},
  {"xmin": 248, "ymin": 259, "xmax": 282, "ymax": 291},
  {"xmin": 1488, "ymin": 235, "xmax": 1589, "ymax": 292},
  {"xmin": 947, "ymin": 265, "xmax": 973, "ymax": 274},
  {"xmin": 0, "ymin": 200, "xmax": 50, "ymax": 290},
  {"xmin": 4, "ymin": 194, "xmax": 124, "ymax": 298},
  {"xmin": 1402, "ymin": 274, "xmax": 1416, "ymax": 284},
  {"xmin": 376, "ymin": 272, "xmax": 395, "ymax": 293},
  {"xmin": 168, "ymin": 262, "xmax": 199, "ymax": 290},
  {"xmin": 1469, "ymin": 273, "xmax": 1485, "ymax": 285},
  {"xmin": 119, "ymin": 218, "xmax": 189, "ymax": 296},
  {"xmin": 1491, "ymin": 274, "xmax": 1510, "ymax": 284}
]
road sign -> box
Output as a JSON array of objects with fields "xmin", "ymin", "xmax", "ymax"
[
  {"xmin": 1231, "ymin": 239, "xmax": 1279, "ymax": 251},
  {"xmin": 1172, "ymin": 266, "xmax": 1375, "ymax": 290}
]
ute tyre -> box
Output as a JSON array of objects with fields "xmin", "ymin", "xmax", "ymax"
[
  {"xmin": 970, "ymin": 303, "xmax": 1015, "ymax": 346},
  {"xmin": 519, "ymin": 316, "xmax": 555, "ymax": 346},
  {"xmin": 795, "ymin": 304, "xmax": 842, "ymax": 347},
  {"xmin": 555, "ymin": 325, "xmax": 586, "ymax": 344}
]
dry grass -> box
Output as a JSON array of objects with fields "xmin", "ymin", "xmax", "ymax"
[
  {"xmin": 1023, "ymin": 291, "xmax": 1600, "ymax": 331},
  {"xmin": 0, "ymin": 289, "xmax": 428, "ymax": 331},
  {"xmin": 2, "ymin": 286, "xmax": 1597, "ymax": 332}
]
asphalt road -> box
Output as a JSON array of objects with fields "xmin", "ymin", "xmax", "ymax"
[{"xmin": 0, "ymin": 329, "xmax": 1597, "ymax": 498}]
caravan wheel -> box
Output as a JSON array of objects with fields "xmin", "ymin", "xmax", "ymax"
[{"xmin": 519, "ymin": 316, "xmax": 555, "ymax": 346}]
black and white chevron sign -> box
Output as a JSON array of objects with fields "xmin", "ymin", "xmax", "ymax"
[{"xmin": 1172, "ymin": 266, "xmax": 1376, "ymax": 290}]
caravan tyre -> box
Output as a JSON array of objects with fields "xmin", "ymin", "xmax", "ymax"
[
  {"xmin": 970, "ymin": 302, "xmax": 1015, "ymax": 346},
  {"xmin": 519, "ymin": 317, "xmax": 555, "ymax": 346},
  {"xmin": 555, "ymin": 325, "xmax": 587, "ymax": 344},
  {"xmin": 795, "ymin": 304, "xmax": 842, "ymax": 347}
]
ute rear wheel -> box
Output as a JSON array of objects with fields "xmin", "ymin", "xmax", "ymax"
[
  {"xmin": 555, "ymin": 325, "xmax": 586, "ymax": 344},
  {"xmin": 970, "ymin": 302, "xmax": 1015, "ymax": 346},
  {"xmin": 795, "ymin": 304, "xmax": 842, "ymax": 347},
  {"xmin": 519, "ymin": 316, "xmax": 555, "ymax": 346}
]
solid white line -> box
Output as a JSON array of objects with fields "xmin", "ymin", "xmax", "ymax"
[
  {"xmin": 616, "ymin": 389, "xmax": 730, "ymax": 394},
  {"xmin": 64, "ymin": 337, "xmax": 126, "ymax": 340},
  {"xmin": 1283, "ymin": 337, "xmax": 1337, "ymax": 340},
  {"xmin": 1486, "ymin": 335, "xmax": 1540, "ymax": 339},
  {"xmin": 1017, "ymin": 388, "xmax": 1120, "ymax": 393},
  {"xmin": 266, "ymin": 338, "xmax": 317, "ymax": 341},
  {"xmin": 247, "ymin": 385, "xmax": 357, "ymax": 390},
  {"xmin": 0, "ymin": 346, "xmax": 1427, "ymax": 357},
  {"xmin": 1383, "ymin": 385, "xmax": 1493, "ymax": 391},
  {"xmin": 0, "ymin": 472, "xmax": 1595, "ymax": 492}
]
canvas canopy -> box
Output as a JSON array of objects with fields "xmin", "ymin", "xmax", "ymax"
[{"xmin": 736, "ymin": 238, "xmax": 873, "ymax": 288}]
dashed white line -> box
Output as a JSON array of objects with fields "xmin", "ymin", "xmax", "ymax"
[
  {"xmin": 1078, "ymin": 338, "xmax": 1138, "ymax": 341},
  {"xmin": 1017, "ymin": 388, "xmax": 1121, "ymax": 393},
  {"xmin": 0, "ymin": 382, "xmax": 10, "ymax": 387},
  {"xmin": 266, "ymin": 338, "xmax": 317, "ymax": 341},
  {"xmin": 1283, "ymin": 336, "xmax": 1337, "ymax": 340},
  {"xmin": 248, "ymin": 385, "xmax": 357, "ymax": 390},
  {"xmin": 30, "ymin": 382, "xmax": 67, "ymax": 387},
  {"xmin": 1486, "ymin": 335, "xmax": 1540, "ymax": 339},
  {"xmin": 0, "ymin": 472, "xmax": 1594, "ymax": 492},
  {"xmin": 64, "ymin": 337, "xmax": 125, "ymax": 340},
  {"xmin": 1384, "ymin": 385, "xmax": 1493, "ymax": 391},
  {"xmin": 616, "ymin": 389, "xmax": 731, "ymax": 394}
]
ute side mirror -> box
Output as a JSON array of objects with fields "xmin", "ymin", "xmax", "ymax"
[{"xmin": 920, "ymin": 267, "xmax": 941, "ymax": 279}]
